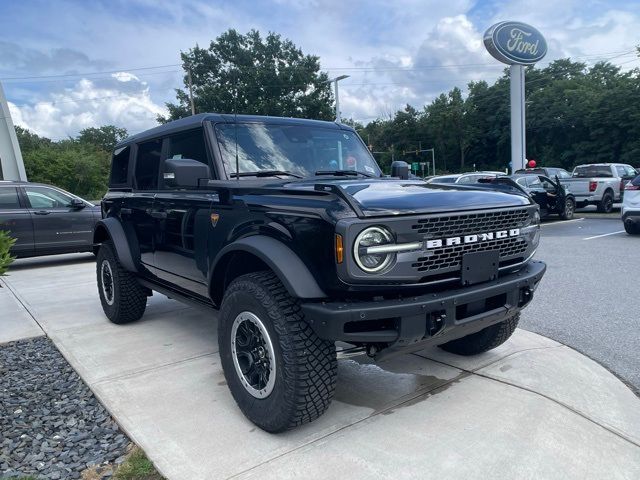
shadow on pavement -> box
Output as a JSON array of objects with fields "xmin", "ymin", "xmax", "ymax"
[{"xmin": 10, "ymin": 253, "xmax": 95, "ymax": 271}]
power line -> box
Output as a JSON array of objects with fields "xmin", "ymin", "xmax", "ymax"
[{"xmin": 1, "ymin": 46, "xmax": 636, "ymax": 83}]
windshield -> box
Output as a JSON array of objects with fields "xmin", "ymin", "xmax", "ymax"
[{"xmin": 214, "ymin": 123, "xmax": 381, "ymax": 178}]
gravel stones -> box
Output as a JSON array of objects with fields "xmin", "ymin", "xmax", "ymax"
[{"xmin": 0, "ymin": 337, "xmax": 132, "ymax": 479}]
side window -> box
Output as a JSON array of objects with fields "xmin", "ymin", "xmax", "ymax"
[
  {"xmin": 25, "ymin": 186, "xmax": 74, "ymax": 209},
  {"xmin": 110, "ymin": 145, "xmax": 130, "ymax": 186},
  {"xmin": 0, "ymin": 187, "xmax": 20, "ymax": 209},
  {"xmin": 135, "ymin": 139, "xmax": 163, "ymax": 190},
  {"xmin": 528, "ymin": 177, "xmax": 542, "ymax": 188},
  {"xmin": 167, "ymin": 128, "xmax": 209, "ymax": 166},
  {"xmin": 615, "ymin": 165, "xmax": 626, "ymax": 177}
]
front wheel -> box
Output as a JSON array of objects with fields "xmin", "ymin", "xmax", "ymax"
[
  {"xmin": 218, "ymin": 271, "xmax": 337, "ymax": 432},
  {"xmin": 438, "ymin": 314, "xmax": 519, "ymax": 356},
  {"xmin": 561, "ymin": 197, "xmax": 575, "ymax": 220}
]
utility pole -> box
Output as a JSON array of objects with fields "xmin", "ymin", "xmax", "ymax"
[{"xmin": 187, "ymin": 69, "xmax": 196, "ymax": 116}]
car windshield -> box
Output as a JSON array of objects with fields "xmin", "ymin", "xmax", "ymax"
[
  {"xmin": 214, "ymin": 123, "xmax": 381, "ymax": 178},
  {"xmin": 573, "ymin": 165, "xmax": 613, "ymax": 178}
]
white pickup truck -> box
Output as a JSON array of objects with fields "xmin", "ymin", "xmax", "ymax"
[{"xmin": 563, "ymin": 163, "xmax": 638, "ymax": 213}]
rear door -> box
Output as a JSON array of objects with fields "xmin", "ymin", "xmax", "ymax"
[
  {"xmin": 22, "ymin": 185, "xmax": 94, "ymax": 253},
  {"xmin": 124, "ymin": 138, "xmax": 164, "ymax": 268},
  {"xmin": 0, "ymin": 185, "xmax": 34, "ymax": 256},
  {"xmin": 152, "ymin": 127, "xmax": 214, "ymax": 296}
]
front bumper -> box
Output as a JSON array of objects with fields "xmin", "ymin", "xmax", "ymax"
[{"xmin": 302, "ymin": 260, "xmax": 546, "ymax": 359}]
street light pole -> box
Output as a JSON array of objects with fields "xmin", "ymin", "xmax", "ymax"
[{"xmin": 328, "ymin": 75, "xmax": 350, "ymax": 123}]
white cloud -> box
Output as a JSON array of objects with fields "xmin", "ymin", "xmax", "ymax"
[{"xmin": 9, "ymin": 76, "xmax": 167, "ymax": 139}]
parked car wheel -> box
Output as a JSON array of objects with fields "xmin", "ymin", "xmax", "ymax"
[
  {"xmin": 218, "ymin": 271, "xmax": 337, "ymax": 432},
  {"xmin": 438, "ymin": 314, "xmax": 519, "ymax": 356},
  {"xmin": 624, "ymin": 221, "xmax": 640, "ymax": 235},
  {"xmin": 561, "ymin": 197, "xmax": 575, "ymax": 220},
  {"xmin": 96, "ymin": 240, "xmax": 147, "ymax": 324},
  {"xmin": 597, "ymin": 191, "xmax": 614, "ymax": 213}
]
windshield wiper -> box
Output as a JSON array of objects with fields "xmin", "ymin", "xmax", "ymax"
[
  {"xmin": 230, "ymin": 170, "xmax": 303, "ymax": 179},
  {"xmin": 314, "ymin": 169, "xmax": 376, "ymax": 178}
]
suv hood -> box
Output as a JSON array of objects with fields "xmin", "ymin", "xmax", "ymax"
[{"xmin": 286, "ymin": 179, "xmax": 532, "ymax": 217}]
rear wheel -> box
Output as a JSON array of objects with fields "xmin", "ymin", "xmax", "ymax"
[
  {"xmin": 96, "ymin": 241, "xmax": 147, "ymax": 324},
  {"xmin": 624, "ymin": 221, "xmax": 640, "ymax": 235},
  {"xmin": 597, "ymin": 192, "xmax": 614, "ymax": 213},
  {"xmin": 561, "ymin": 197, "xmax": 575, "ymax": 220},
  {"xmin": 218, "ymin": 271, "xmax": 337, "ymax": 432},
  {"xmin": 439, "ymin": 314, "xmax": 519, "ymax": 356}
]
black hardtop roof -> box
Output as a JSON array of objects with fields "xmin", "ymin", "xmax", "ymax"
[{"xmin": 116, "ymin": 113, "xmax": 350, "ymax": 149}]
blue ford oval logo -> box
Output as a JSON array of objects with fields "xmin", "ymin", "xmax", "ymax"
[{"xmin": 484, "ymin": 21, "xmax": 547, "ymax": 65}]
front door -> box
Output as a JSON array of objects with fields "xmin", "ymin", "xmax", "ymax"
[
  {"xmin": 151, "ymin": 128, "xmax": 214, "ymax": 297},
  {"xmin": 22, "ymin": 185, "xmax": 94, "ymax": 253}
]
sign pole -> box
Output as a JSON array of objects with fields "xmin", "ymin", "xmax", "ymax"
[
  {"xmin": 0, "ymin": 81, "xmax": 27, "ymax": 181},
  {"xmin": 510, "ymin": 64, "xmax": 526, "ymax": 173},
  {"xmin": 484, "ymin": 21, "xmax": 546, "ymax": 174}
]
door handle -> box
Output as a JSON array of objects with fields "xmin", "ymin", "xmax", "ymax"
[
  {"xmin": 149, "ymin": 211, "xmax": 167, "ymax": 219},
  {"xmin": 33, "ymin": 210, "xmax": 51, "ymax": 215}
]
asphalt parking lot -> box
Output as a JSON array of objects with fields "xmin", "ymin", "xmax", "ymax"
[{"xmin": 521, "ymin": 209, "xmax": 640, "ymax": 394}]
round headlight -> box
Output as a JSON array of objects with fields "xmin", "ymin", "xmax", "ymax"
[{"xmin": 353, "ymin": 226, "xmax": 394, "ymax": 273}]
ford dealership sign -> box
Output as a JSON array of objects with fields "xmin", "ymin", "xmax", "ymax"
[{"xmin": 484, "ymin": 21, "xmax": 547, "ymax": 65}]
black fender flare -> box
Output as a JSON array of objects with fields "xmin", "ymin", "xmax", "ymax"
[
  {"xmin": 211, "ymin": 236, "xmax": 327, "ymax": 299},
  {"xmin": 93, "ymin": 217, "xmax": 137, "ymax": 272}
]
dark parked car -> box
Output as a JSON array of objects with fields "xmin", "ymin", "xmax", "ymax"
[
  {"xmin": 512, "ymin": 174, "xmax": 575, "ymax": 220},
  {"xmin": 94, "ymin": 113, "xmax": 545, "ymax": 432},
  {"xmin": 0, "ymin": 181, "xmax": 100, "ymax": 258}
]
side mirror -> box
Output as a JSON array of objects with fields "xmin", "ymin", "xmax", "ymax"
[
  {"xmin": 390, "ymin": 161, "xmax": 409, "ymax": 180},
  {"xmin": 163, "ymin": 158, "xmax": 211, "ymax": 188},
  {"xmin": 69, "ymin": 198, "xmax": 85, "ymax": 209}
]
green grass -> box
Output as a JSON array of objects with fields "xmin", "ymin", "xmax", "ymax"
[{"xmin": 113, "ymin": 447, "xmax": 164, "ymax": 480}]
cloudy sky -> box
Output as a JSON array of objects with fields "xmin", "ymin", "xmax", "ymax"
[{"xmin": 1, "ymin": 0, "xmax": 639, "ymax": 139}]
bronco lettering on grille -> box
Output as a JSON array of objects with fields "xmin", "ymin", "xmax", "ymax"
[{"xmin": 425, "ymin": 229, "xmax": 520, "ymax": 249}]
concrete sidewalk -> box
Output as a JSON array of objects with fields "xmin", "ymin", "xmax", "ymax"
[{"xmin": 2, "ymin": 254, "xmax": 640, "ymax": 479}]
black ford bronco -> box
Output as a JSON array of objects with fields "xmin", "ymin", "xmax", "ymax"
[{"xmin": 94, "ymin": 113, "xmax": 546, "ymax": 432}]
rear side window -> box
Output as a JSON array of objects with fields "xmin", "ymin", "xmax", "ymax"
[
  {"xmin": 135, "ymin": 139, "xmax": 163, "ymax": 190},
  {"xmin": 0, "ymin": 187, "xmax": 20, "ymax": 209},
  {"xmin": 573, "ymin": 166, "xmax": 613, "ymax": 178},
  {"xmin": 110, "ymin": 146, "xmax": 130, "ymax": 186},
  {"xmin": 167, "ymin": 128, "xmax": 209, "ymax": 166}
]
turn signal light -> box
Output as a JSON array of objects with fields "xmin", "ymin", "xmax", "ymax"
[
  {"xmin": 625, "ymin": 183, "xmax": 640, "ymax": 190},
  {"xmin": 335, "ymin": 234, "xmax": 344, "ymax": 264}
]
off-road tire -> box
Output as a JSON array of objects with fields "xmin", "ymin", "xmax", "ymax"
[
  {"xmin": 218, "ymin": 271, "xmax": 337, "ymax": 432},
  {"xmin": 439, "ymin": 314, "xmax": 520, "ymax": 356},
  {"xmin": 561, "ymin": 197, "xmax": 575, "ymax": 220},
  {"xmin": 96, "ymin": 240, "xmax": 147, "ymax": 324},
  {"xmin": 597, "ymin": 191, "xmax": 614, "ymax": 213}
]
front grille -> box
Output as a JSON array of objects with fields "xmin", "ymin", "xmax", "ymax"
[
  {"xmin": 412, "ymin": 237, "xmax": 528, "ymax": 272},
  {"xmin": 409, "ymin": 208, "xmax": 532, "ymax": 278},
  {"xmin": 412, "ymin": 209, "xmax": 530, "ymax": 237}
]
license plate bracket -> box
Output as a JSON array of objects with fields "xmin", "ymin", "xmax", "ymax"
[{"xmin": 461, "ymin": 250, "xmax": 500, "ymax": 286}]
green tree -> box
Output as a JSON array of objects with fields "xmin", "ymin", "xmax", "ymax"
[
  {"xmin": 162, "ymin": 29, "xmax": 334, "ymax": 121},
  {"xmin": 77, "ymin": 125, "xmax": 128, "ymax": 151},
  {"xmin": 0, "ymin": 231, "xmax": 16, "ymax": 277},
  {"xmin": 16, "ymin": 127, "xmax": 112, "ymax": 199}
]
